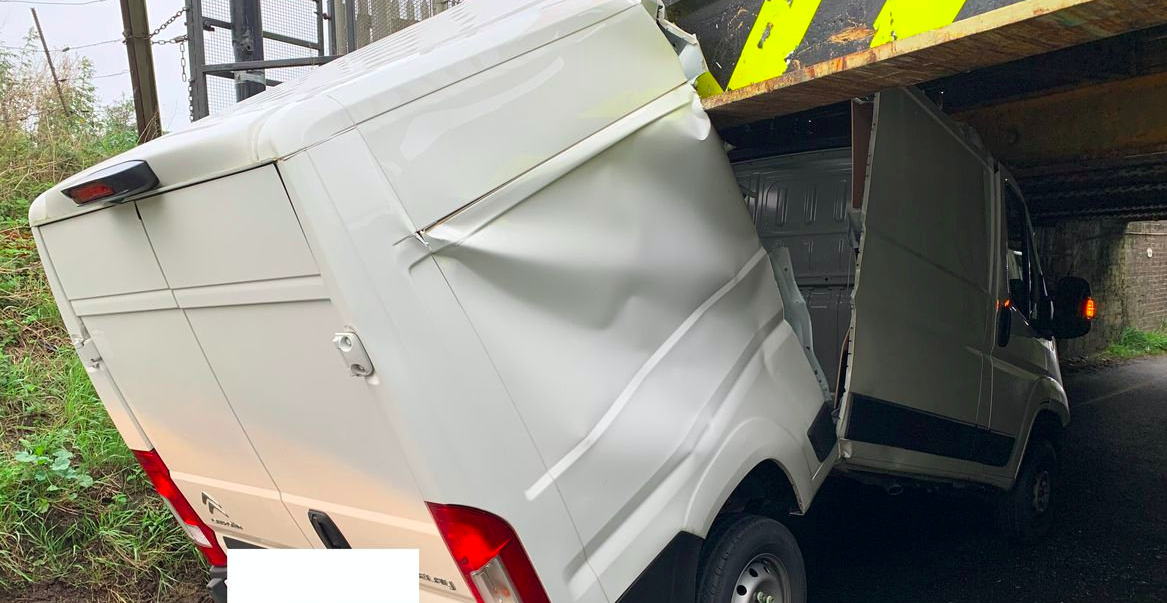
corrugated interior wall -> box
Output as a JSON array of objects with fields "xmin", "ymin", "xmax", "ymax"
[{"xmin": 733, "ymin": 148, "xmax": 856, "ymax": 385}]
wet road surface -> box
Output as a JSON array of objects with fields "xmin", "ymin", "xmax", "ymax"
[{"xmin": 796, "ymin": 356, "xmax": 1167, "ymax": 602}]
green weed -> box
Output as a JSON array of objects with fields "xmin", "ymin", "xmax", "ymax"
[{"xmin": 1104, "ymin": 326, "xmax": 1167, "ymax": 359}]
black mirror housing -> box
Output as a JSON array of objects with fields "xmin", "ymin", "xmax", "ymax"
[{"xmin": 1052, "ymin": 276, "xmax": 1094, "ymax": 340}]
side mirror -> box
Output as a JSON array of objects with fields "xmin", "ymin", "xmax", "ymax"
[{"xmin": 1052, "ymin": 276, "xmax": 1095, "ymax": 340}]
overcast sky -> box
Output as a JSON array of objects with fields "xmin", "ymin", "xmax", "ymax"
[{"xmin": 0, "ymin": 0, "xmax": 191, "ymax": 129}]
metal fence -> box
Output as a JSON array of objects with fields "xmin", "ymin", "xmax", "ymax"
[
  {"xmin": 332, "ymin": 0, "xmax": 459, "ymax": 54},
  {"xmin": 186, "ymin": 0, "xmax": 456, "ymax": 120}
]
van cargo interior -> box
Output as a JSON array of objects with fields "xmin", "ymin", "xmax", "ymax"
[
  {"xmin": 733, "ymin": 147, "xmax": 858, "ymax": 395},
  {"xmin": 738, "ymin": 88, "xmax": 1010, "ymax": 447}
]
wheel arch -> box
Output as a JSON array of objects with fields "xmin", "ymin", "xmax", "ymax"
[
  {"xmin": 1009, "ymin": 401, "xmax": 1068, "ymax": 483},
  {"xmin": 1027, "ymin": 374, "xmax": 1070, "ymax": 428},
  {"xmin": 716, "ymin": 460, "xmax": 799, "ymax": 519},
  {"xmin": 1002, "ymin": 375, "xmax": 1069, "ymax": 479},
  {"xmin": 1027, "ymin": 408, "xmax": 1067, "ymax": 453},
  {"xmin": 683, "ymin": 418, "xmax": 817, "ymax": 539}
]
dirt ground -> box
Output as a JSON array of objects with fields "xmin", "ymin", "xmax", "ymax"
[{"xmin": 0, "ymin": 581, "xmax": 209, "ymax": 602}]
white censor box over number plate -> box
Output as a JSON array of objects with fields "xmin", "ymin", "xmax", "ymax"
[{"xmin": 229, "ymin": 549, "xmax": 420, "ymax": 603}]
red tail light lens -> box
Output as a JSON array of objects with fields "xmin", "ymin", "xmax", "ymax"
[
  {"xmin": 62, "ymin": 160, "xmax": 159, "ymax": 205},
  {"xmin": 132, "ymin": 449, "xmax": 227, "ymax": 567},
  {"xmin": 426, "ymin": 503, "xmax": 551, "ymax": 603},
  {"xmin": 67, "ymin": 182, "xmax": 116, "ymax": 204}
]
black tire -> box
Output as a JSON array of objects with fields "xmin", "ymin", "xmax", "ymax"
[
  {"xmin": 697, "ymin": 514, "xmax": 807, "ymax": 603},
  {"xmin": 998, "ymin": 437, "xmax": 1059, "ymax": 545}
]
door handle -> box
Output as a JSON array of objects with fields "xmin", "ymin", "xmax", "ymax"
[{"xmin": 307, "ymin": 510, "xmax": 351, "ymax": 549}]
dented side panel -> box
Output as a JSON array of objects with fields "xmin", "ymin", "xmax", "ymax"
[
  {"xmin": 358, "ymin": 5, "xmax": 686, "ymax": 231},
  {"xmin": 422, "ymin": 87, "xmax": 830, "ymax": 596}
]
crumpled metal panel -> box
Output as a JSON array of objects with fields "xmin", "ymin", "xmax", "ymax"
[
  {"xmin": 421, "ymin": 87, "xmax": 825, "ymax": 596},
  {"xmin": 770, "ymin": 247, "xmax": 831, "ymax": 398},
  {"xmin": 360, "ymin": 3, "xmax": 686, "ymax": 230}
]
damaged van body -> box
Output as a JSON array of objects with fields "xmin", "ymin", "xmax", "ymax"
[{"xmin": 29, "ymin": 1, "xmax": 1094, "ymax": 602}]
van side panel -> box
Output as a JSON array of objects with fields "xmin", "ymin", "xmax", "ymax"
[
  {"xmin": 279, "ymin": 142, "xmax": 607, "ymax": 603},
  {"xmin": 358, "ymin": 5, "xmax": 686, "ymax": 230},
  {"xmin": 422, "ymin": 91, "xmax": 829, "ymax": 598},
  {"xmin": 840, "ymin": 87, "xmax": 1004, "ymax": 484},
  {"xmin": 847, "ymin": 88, "xmax": 995, "ymax": 429}
]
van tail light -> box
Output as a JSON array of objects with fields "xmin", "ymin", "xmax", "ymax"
[
  {"xmin": 426, "ymin": 503, "xmax": 551, "ymax": 603},
  {"xmin": 1083, "ymin": 296, "xmax": 1097, "ymax": 320},
  {"xmin": 62, "ymin": 160, "xmax": 158, "ymax": 205},
  {"xmin": 67, "ymin": 182, "xmax": 116, "ymax": 203},
  {"xmin": 132, "ymin": 449, "xmax": 228, "ymax": 567}
]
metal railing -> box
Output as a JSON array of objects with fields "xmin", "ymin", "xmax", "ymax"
[
  {"xmin": 331, "ymin": 0, "xmax": 458, "ymax": 54},
  {"xmin": 186, "ymin": 0, "xmax": 456, "ymax": 120}
]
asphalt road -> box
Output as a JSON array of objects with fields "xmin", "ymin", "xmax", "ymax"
[{"xmin": 794, "ymin": 356, "xmax": 1167, "ymax": 603}]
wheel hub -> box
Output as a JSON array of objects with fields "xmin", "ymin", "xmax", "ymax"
[
  {"xmin": 733, "ymin": 553, "xmax": 789, "ymax": 603},
  {"xmin": 1032, "ymin": 469, "xmax": 1051, "ymax": 514}
]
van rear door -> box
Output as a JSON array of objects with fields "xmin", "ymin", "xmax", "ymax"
[
  {"xmin": 38, "ymin": 166, "xmax": 469, "ymax": 597},
  {"xmin": 36, "ymin": 193, "xmax": 314, "ymax": 550},
  {"xmin": 134, "ymin": 165, "xmax": 469, "ymax": 596},
  {"xmin": 840, "ymin": 87, "xmax": 1003, "ymax": 468}
]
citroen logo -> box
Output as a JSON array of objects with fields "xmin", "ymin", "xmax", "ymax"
[{"xmin": 201, "ymin": 492, "xmax": 228, "ymax": 517}]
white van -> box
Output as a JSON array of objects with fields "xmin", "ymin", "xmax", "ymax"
[{"xmin": 29, "ymin": 1, "xmax": 1095, "ymax": 602}]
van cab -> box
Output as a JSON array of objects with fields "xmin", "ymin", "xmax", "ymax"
[{"xmin": 29, "ymin": 1, "xmax": 1095, "ymax": 602}]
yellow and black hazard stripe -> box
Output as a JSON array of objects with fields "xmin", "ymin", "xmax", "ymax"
[{"xmin": 669, "ymin": 0, "xmax": 1025, "ymax": 96}]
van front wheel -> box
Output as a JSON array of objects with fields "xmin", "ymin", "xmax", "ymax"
[
  {"xmin": 998, "ymin": 437, "xmax": 1059, "ymax": 545},
  {"xmin": 697, "ymin": 514, "xmax": 807, "ymax": 603}
]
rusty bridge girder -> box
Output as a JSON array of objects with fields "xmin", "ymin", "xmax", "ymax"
[{"xmin": 689, "ymin": 0, "xmax": 1167, "ymax": 129}]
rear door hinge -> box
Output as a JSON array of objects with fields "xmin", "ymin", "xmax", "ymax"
[
  {"xmin": 333, "ymin": 330, "xmax": 374, "ymax": 377},
  {"xmin": 75, "ymin": 337, "xmax": 102, "ymax": 370}
]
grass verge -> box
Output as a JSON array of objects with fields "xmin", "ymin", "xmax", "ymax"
[
  {"xmin": 1103, "ymin": 326, "xmax": 1167, "ymax": 360},
  {"xmin": 0, "ymin": 47, "xmax": 204, "ymax": 602}
]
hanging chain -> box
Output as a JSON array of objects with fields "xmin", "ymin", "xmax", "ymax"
[
  {"xmin": 120, "ymin": 4, "xmax": 195, "ymax": 119},
  {"xmin": 149, "ymin": 6, "xmax": 189, "ymax": 46},
  {"xmin": 123, "ymin": 6, "xmax": 188, "ymax": 43},
  {"xmin": 154, "ymin": 35, "xmax": 188, "ymax": 46},
  {"xmin": 178, "ymin": 42, "xmax": 188, "ymax": 83},
  {"xmin": 149, "ymin": 6, "xmax": 187, "ymax": 40},
  {"xmin": 183, "ymin": 39, "xmax": 196, "ymax": 122}
]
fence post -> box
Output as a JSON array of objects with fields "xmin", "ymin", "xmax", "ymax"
[
  {"xmin": 186, "ymin": 0, "xmax": 210, "ymax": 120},
  {"xmin": 230, "ymin": 0, "xmax": 266, "ymax": 101}
]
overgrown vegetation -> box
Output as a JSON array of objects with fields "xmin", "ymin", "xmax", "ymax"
[
  {"xmin": 1104, "ymin": 326, "xmax": 1167, "ymax": 360},
  {"xmin": 0, "ymin": 45, "xmax": 204, "ymax": 601}
]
